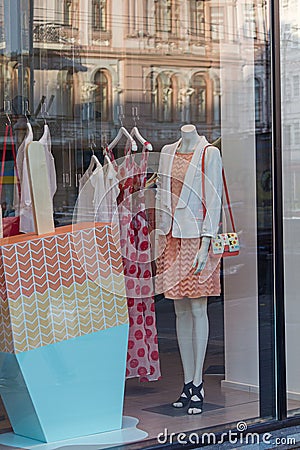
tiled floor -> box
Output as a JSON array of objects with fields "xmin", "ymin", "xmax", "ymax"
[
  {"xmin": 123, "ymin": 296, "xmax": 300, "ymax": 443},
  {"xmin": 123, "ymin": 349, "xmax": 260, "ymax": 442}
]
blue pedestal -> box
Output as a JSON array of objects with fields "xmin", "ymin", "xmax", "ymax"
[{"xmin": 0, "ymin": 324, "xmax": 129, "ymax": 442}]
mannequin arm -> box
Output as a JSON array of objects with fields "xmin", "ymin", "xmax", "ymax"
[{"xmin": 193, "ymin": 236, "xmax": 211, "ymax": 274}]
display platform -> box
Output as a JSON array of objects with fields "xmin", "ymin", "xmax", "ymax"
[
  {"xmin": 0, "ymin": 223, "xmax": 129, "ymax": 442},
  {"xmin": 0, "ymin": 416, "xmax": 147, "ymax": 449}
]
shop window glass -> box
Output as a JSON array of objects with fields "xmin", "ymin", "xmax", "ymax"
[{"xmin": 0, "ymin": 0, "xmax": 283, "ymax": 446}]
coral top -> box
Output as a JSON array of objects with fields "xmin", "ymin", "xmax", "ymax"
[{"xmin": 156, "ymin": 152, "xmax": 221, "ymax": 300}]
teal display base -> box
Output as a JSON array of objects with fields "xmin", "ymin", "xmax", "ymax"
[
  {"xmin": 0, "ymin": 324, "xmax": 129, "ymax": 443},
  {"xmin": 0, "ymin": 416, "xmax": 148, "ymax": 449}
]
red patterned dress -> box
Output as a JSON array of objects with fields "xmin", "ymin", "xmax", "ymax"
[{"xmin": 108, "ymin": 144, "xmax": 161, "ymax": 381}]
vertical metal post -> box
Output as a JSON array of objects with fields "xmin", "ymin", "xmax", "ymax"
[{"xmin": 270, "ymin": 0, "xmax": 287, "ymax": 421}]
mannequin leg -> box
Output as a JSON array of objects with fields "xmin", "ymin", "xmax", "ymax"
[
  {"xmin": 191, "ymin": 297, "xmax": 208, "ymax": 385},
  {"xmin": 173, "ymin": 298, "xmax": 194, "ymax": 382},
  {"xmin": 172, "ymin": 298, "xmax": 194, "ymax": 407},
  {"xmin": 188, "ymin": 296, "xmax": 208, "ymax": 415}
]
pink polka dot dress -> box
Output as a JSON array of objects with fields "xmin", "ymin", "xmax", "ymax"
[{"xmin": 108, "ymin": 143, "xmax": 161, "ymax": 382}]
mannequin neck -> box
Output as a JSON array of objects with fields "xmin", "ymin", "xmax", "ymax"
[{"xmin": 178, "ymin": 124, "xmax": 201, "ymax": 153}]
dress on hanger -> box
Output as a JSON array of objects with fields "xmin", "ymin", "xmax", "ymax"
[
  {"xmin": 76, "ymin": 154, "xmax": 119, "ymax": 225},
  {"xmin": 14, "ymin": 122, "xmax": 33, "ymax": 217},
  {"xmin": 107, "ymin": 144, "xmax": 161, "ymax": 382},
  {"xmin": 155, "ymin": 152, "xmax": 221, "ymax": 299},
  {"xmin": 16, "ymin": 123, "xmax": 57, "ymax": 233},
  {"xmin": 102, "ymin": 154, "xmax": 120, "ymax": 225},
  {"xmin": 76, "ymin": 155, "xmax": 104, "ymax": 223}
]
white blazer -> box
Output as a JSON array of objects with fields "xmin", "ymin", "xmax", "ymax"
[{"xmin": 156, "ymin": 135, "xmax": 222, "ymax": 239}]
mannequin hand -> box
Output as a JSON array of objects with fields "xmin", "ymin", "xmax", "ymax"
[{"xmin": 192, "ymin": 237, "xmax": 211, "ymax": 274}]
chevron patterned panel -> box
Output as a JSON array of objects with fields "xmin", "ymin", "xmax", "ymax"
[
  {"xmin": 0, "ymin": 224, "xmax": 128, "ymax": 353},
  {"xmin": 0, "ymin": 248, "xmax": 13, "ymax": 353}
]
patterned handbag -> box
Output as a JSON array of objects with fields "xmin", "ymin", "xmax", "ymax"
[{"xmin": 202, "ymin": 145, "xmax": 240, "ymax": 257}]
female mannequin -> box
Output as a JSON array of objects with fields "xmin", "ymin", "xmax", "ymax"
[{"xmin": 156, "ymin": 124, "xmax": 222, "ymax": 415}]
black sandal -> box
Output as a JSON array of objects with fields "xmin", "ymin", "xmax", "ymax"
[
  {"xmin": 172, "ymin": 381, "xmax": 193, "ymax": 408},
  {"xmin": 187, "ymin": 382, "xmax": 204, "ymax": 414}
]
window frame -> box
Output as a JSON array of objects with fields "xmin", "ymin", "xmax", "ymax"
[
  {"xmin": 191, "ymin": 73, "xmax": 207, "ymax": 123},
  {"xmin": 92, "ymin": 0, "xmax": 107, "ymax": 32},
  {"xmin": 94, "ymin": 69, "xmax": 111, "ymax": 122}
]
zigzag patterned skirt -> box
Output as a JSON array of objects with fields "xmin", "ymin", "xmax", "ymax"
[{"xmin": 155, "ymin": 233, "xmax": 221, "ymax": 300}]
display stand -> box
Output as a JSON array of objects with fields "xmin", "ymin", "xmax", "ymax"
[{"xmin": 0, "ymin": 142, "xmax": 129, "ymax": 442}]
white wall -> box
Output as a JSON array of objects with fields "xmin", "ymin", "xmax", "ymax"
[{"xmin": 220, "ymin": 0, "xmax": 259, "ymax": 393}]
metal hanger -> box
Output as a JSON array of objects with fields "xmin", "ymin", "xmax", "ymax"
[
  {"xmin": 86, "ymin": 133, "xmax": 100, "ymax": 173},
  {"xmin": 130, "ymin": 106, "xmax": 153, "ymax": 151},
  {"xmin": 107, "ymin": 106, "xmax": 137, "ymax": 152}
]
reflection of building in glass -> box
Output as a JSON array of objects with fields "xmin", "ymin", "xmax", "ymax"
[
  {"xmin": 0, "ymin": 0, "xmax": 270, "ymax": 137},
  {"xmin": 0, "ymin": 0, "xmax": 271, "ymax": 211}
]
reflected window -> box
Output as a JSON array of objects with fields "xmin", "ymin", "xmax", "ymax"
[
  {"xmin": 143, "ymin": 0, "xmax": 149, "ymax": 33},
  {"xmin": 211, "ymin": 7, "xmax": 224, "ymax": 41},
  {"xmin": 294, "ymin": 122, "xmax": 300, "ymax": 143},
  {"xmin": 213, "ymin": 77, "xmax": 221, "ymax": 125},
  {"xmin": 92, "ymin": 0, "xmax": 107, "ymax": 31},
  {"xmin": 64, "ymin": 0, "xmax": 72, "ymax": 26},
  {"xmin": 65, "ymin": 70, "xmax": 74, "ymax": 117},
  {"xmin": 244, "ymin": 3, "xmax": 257, "ymax": 39},
  {"xmin": 0, "ymin": 65, "xmax": 5, "ymax": 110},
  {"xmin": 155, "ymin": 0, "xmax": 172, "ymax": 33},
  {"xmin": 284, "ymin": 124, "xmax": 292, "ymax": 146},
  {"xmin": 94, "ymin": 70, "xmax": 110, "ymax": 121},
  {"xmin": 190, "ymin": 0, "xmax": 205, "ymax": 37},
  {"xmin": 191, "ymin": 74, "xmax": 206, "ymax": 123},
  {"xmin": 154, "ymin": 74, "xmax": 174, "ymax": 122},
  {"xmin": 255, "ymin": 78, "xmax": 262, "ymax": 123},
  {"xmin": 12, "ymin": 65, "xmax": 19, "ymax": 102},
  {"xmin": 293, "ymin": 75, "xmax": 300, "ymax": 97}
]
